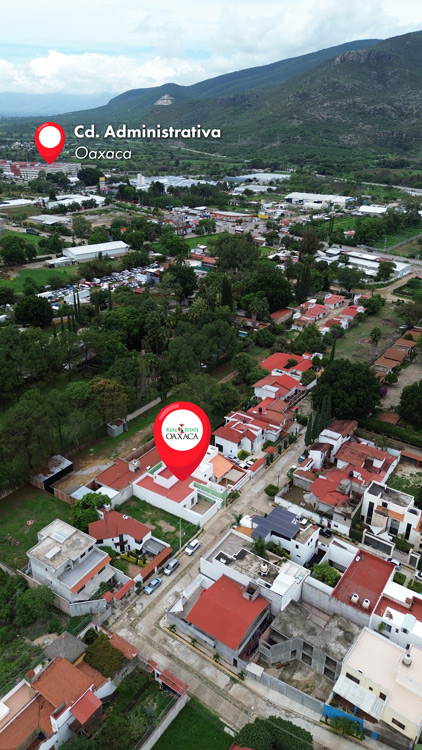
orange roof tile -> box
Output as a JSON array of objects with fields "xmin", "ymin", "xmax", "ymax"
[
  {"xmin": 0, "ymin": 696, "xmax": 54, "ymax": 749},
  {"xmin": 32, "ymin": 657, "xmax": 93, "ymax": 708},
  {"xmin": 76, "ymin": 660, "xmax": 107, "ymax": 690},
  {"xmin": 70, "ymin": 691, "xmax": 102, "ymax": 725},
  {"xmin": 109, "ymin": 633, "xmax": 138, "ymax": 659},
  {"xmin": 186, "ymin": 576, "xmax": 269, "ymax": 650},
  {"xmin": 211, "ymin": 453, "xmax": 236, "ymax": 479}
]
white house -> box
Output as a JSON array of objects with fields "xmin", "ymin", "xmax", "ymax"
[
  {"xmin": 361, "ymin": 481, "xmax": 422, "ymax": 546},
  {"xmin": 251, "ymin": 506, "xmax": 320, "ymax": 566}
]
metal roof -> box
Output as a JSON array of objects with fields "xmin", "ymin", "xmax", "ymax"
[{"xmin": 252, "ymin": 506, "xmax": 298, "ymax": 542}]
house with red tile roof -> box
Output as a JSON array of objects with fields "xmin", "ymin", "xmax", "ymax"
[
  {"xmin": 173, "ymin": 575, "xmax": 270, "ymax": 664},
  {"xmin": 132, "ymin": 445, "xmax": 227, "ymax": 527},
  {"xmin": 323, "ymin": 293, "xmax": 345, "ymax": 308},
  {"xmin": 259, "ymin": 351, "xmax": 313, "ymax": 382},
  {"xmin": 335, "ymin": 440, "xmax": 399, "ymax": 485},
  {"xmin": 269, "ymin": 308, "xmax": 293, "ymax": 324},
  {"xmin": 88, "ymin": 508, "xmax": 151, "ymax": 554},
  {"xmin": 253, "ymin": 373, "xmax": 305, "ymax": 403},
  {"xmin": 341, "ymin": 304, "xmax": 366, "ymax": 319}
]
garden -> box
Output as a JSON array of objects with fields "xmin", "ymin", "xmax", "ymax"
[{"xmin": 121, "ymin": 497, "xmax": 197, "ymax": 550}]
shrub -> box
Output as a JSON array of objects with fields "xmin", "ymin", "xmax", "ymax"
[
  {"xmin": 407, "ymin": 579, "xmax": 422, "ymax": 594},
  {"xmin": 264, "ymin": 484, "xmax": 279, "ymax": 498},
  {"xmin": 47, "ymin": 617, "xmax": 62, "ymax": 634},
  {"xmin": 311, "ymin": 562, "xmax": 341, "ymax": 587},
  {"xmin": 84, "ymin": 631, "xmax": 124, "ymax": 676},
  {"xmin": 330, "ymin": 716, "xmax": 364, "ymax": 739},
  {"xmin": 238, "ymin": 450, "xmax": 250, "ymax": 459},
  {"xmin": 393, "ymin": 572, "xmax": 406, "ymax": 585},
  {"xmin": 349, "ymin": 528, "xmax": 363, "ymax": 543},
  {"xmin": 83, "ymin": 628, "xmax": 99, "ymax": 645}
]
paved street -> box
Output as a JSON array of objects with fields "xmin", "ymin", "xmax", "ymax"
[{"xmin": 109, "ymin": 426, "xmax": 392, "ymax": 750}]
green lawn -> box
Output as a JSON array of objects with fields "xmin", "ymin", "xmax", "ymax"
[
  {"xmin": 121, "ymin": 497, "xmax": 197, "ymax": 551},
  {"xmin": 154, "ymin": 697, "xmax": 232, "ymax": 750},
  {"xmin": 0, "ymin": 485, "xmax": 73, "ymax": 568},
  {"xmin": 1, "ymin": 229, "xmax": 40, "ymax": 246},
  {"xmin": 0, "ymin": 266, "xmax": 75, "ymax": 292},
  {"xmin": 333, "ymin": 304, "xmax": 402, "ymax": 362},
  {"xmin": 388, "ymin": 472, "xmax": 422, "ymax": 498}
]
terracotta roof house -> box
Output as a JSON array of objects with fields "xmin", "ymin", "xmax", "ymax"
[{"xmin": 184, "ymin": 575, "xmax": 270, "ymax": 663}]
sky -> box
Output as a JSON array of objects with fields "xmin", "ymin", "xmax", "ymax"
[{"xmin": 1, "ymin": 0, "xmax": 422, "ymax": 96}]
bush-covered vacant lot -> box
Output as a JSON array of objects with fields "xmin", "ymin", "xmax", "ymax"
[
  {"xmin": 153, "ymin": 697, "xmax": 232, "ymax": 750},
  {"xmin": 0, "ymin": 485, "xmax": 72, "ymax": 568}
]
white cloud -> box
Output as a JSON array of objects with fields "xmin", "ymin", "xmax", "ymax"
[{"xmin": 0, "ymin": 0, "xmax": 421, "ymax": 94}]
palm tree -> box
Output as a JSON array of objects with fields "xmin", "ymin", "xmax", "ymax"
[{"xmin": 369, "ymin": 326, "xmax": 382, "ymax": 362}]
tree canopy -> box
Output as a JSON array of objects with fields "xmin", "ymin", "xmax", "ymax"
[{"xmin": 312, "ymin": 359, "xmax": 381, "ymax": 419}]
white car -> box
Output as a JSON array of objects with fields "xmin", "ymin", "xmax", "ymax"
[{"xmin": 185, "ymin": 539, "xmax": 201, "ymax": 556}]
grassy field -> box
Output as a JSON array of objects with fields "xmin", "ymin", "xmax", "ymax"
[
  {"xmin": 121, "ymin": 497, "xmax": 197, "ymax": 550},
  {"xmin": 0, "ymin": 266, "xmax": 75, "ymax": 291},
  {"xmin": 333, "ymin": 303, "xmax": 402, "ymax": 362},
  {"xmin": 154, "ymin": 697, "xmax": 232, "ymax": 750},
  {"xmin": 0, "ymin": 205, "xmax": 42, "ymax": 219},
  {"xmin": 0, "ymin": 485, "xmax": 73, "ymax": 568},
  {"xmin": 0, "ymin": 229, "xmax": 40, "ymax": 245}
]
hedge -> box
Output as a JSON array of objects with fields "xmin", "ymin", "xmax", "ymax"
[{"xmin": 359, "ymin": 418, "xmax": 422, "ymax": 449}]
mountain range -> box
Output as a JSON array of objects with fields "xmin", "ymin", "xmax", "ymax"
[{"xmin": 6, "ymin": 31, "xmax": 422, "ymax": 167}]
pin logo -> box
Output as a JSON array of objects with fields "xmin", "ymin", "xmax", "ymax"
[
  {"xmin": 34, "ymin": 122, "xmax": 65, "ymax": 164},
  {"xmin": 154, "ymin": 402, "xmax": 211, "ymax": 481}
]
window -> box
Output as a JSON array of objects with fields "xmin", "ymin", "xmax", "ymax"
[
  {"xmin": 302, "ymin": 642, "xmax": 313, "ymax": 655},
  {"xmin": 346, "ymin": 673, "xmax": 360, "ymax": 685},
  {"xmin": 325, "ymin": 656, "xmax": 337, "ymax": 670},
  {"xmin": 379, "ymin": 692, "xmax": 386, "ymax": 701},
  {"xmin": 384, "ymin": 623, "xmax": 392, "ymax": 633},
  {"xmin": 402, "ymin": 628, "xmax": 408, "ymax": 635},
  {"xmin": 302, "ymin": 653, "xmax": 312, "ymax": 666},
  {"xmin": 324, "ymin": 667, "xmax": 335, "ymax": 681},
  {"xmin": 291, "ymin": 650, "xmax": 297, "ymax": 659},
  {"xmin": 391, "ymin": 718, "xmax": 405, "ymax": 731}
]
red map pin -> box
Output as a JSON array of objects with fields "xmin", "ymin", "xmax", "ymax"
[
  {"xmin": 34, "ymin": 122, "xmax": 65, "ymax": 164},
  {"xmin": 154, "ymin": 402, "xmax": 211, "ymax": 481}
]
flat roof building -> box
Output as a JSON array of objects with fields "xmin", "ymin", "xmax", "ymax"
[{"xmin": 62, "ymin": 241, "xmax": 129, "ymax": 262}]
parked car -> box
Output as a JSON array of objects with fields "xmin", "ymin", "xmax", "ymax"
[
  {"xmin": 185, "ymin": 539, "xmax": 200, "ymax": 556},
  {"xmin": 319, "ymin": 527, "xmax": 332, "ymax": 538},
  {"xmin": 298, "ymin": 453, "xmax": 307, "ymax": 463},
  {"xmin": 163, "ymin": 559, "xmax": 179, "ymax": 576},
  {"xmin": 144, "ymin": 576, "xmax": 162, "ymax": 594},
  {"xmin": 387, "ymin": 557, "xmax": 402, "ymax": 570},
  {"xmin": 415, "ymin": 570, "xmax": 422, "ymax": 581}
]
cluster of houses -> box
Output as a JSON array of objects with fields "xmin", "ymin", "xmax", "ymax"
[
  {"xmin": 373, "ymin": 328, "xmax": 421, "ymax": 379},
  {"xmin": 0, "ymin": 625, "xmax": 187, "ymax": 749},
  {"xmin": 213, "ymin": 351, "xmax": 313, "ymax": 457},
  {"xmin": 168, "ymin": 514, "xmax": 422, "ymax": 747}
]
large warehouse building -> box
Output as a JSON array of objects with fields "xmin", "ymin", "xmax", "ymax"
[{"xmin": 62, "ymin": 241, "xmax": 129, "ymax": 262}]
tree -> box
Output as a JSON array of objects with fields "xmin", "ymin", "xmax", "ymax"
[
  {"xmin": 337, "ymin": 266, "xmax": 364, "ymax": 293},
  {"xmin": 243, "ymin": 262, "xmax": 293, "ymax": 312},
  {"xmin": 376, "ymin": 261, "xmax": 395, "ymax": 281},
  {"xmin": 71, "ymin": 492, "xmax": 110, "ymax": 532},
  {"xmin": 250, "ymin": 535, "xmax": 268, "ymax": 560},
  {"xmin": 14, "ymin": 295, "xmax": 53, "ymax": 327},
  {"xmin": 397, "ymin": 302, "xmax": 422, "ymax": 328},
  {"xmin": 0, "ymin": 235, "xmax": 28, "ymax": 264},
  {"xmin": 312, "ymin": 562, "xmax": 341, "ymax": 587},
  {"xmin": 14, "ymin": 586, "xmax": 55, "ymax": 627},
  {"xmin": 398, "ymin": 379, "xmax": 422, "ymax": 429},
  {"xmin": 384, "ymin": 370, "xmax": 398, "ymax": 386},
  {"xmin": 216, "ymin": 233, "xmax": 260, "ymax": 272},
  {"xmin": 90, "ymin": 378, "xmax": 128, "ymax": 423},
  {"xmin": 72, "ymin": 215, "xmax": 92, "ymax": 239},
  {"xmin": 0, "ymin": 287, "xmax": 15, "ymax": 306},
  {"xmin": 330, "ymin": 336, "xmax": 336, "ymax": 361},
  {"xmin": 88, "ymin": 226, "xmax": 108, "ymax": 245},
  {"xmin": 265, "ymin": 484, "xmax": 279, "ymax": 499},
  {"xmin": 22, "ymin": 277, "xmax": 42, "ymax": 296},
  {"xmin": 234, "ymin": 715, "xmax": 313, "ymax": 750},
  {"xmin": 312, "ymin": 359, "xmax": 381, "ymax": 420},
  {"xmin": 370, "ymin": 326, "xmax": 382, "ymax": 362},
  {"xmin": 305, "ymin": 413, "xmax": 313, "ymax": 446},
  {"xmin": 161, "ymin": 264, "xmax": 197, "ymax": 301},
  {"xmin": 292, "ymin": 322, "xmax": 323, "ymax": 356},
  {"xmin": 295, "ymin": 260, "xmax": 311, "ymax": 304},
  {"xmin": 255, "ymin": 328, "xmax": 276, "ymax": 348}
]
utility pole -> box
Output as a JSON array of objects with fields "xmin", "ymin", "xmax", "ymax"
[{"xmin": 179, "ymin": 517, "xmax": 182, "ymax": 552}]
